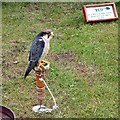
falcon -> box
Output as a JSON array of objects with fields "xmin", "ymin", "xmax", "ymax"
[{"xmin": 24, "ymin": 29, "xmax": 54, "ymax": 79}]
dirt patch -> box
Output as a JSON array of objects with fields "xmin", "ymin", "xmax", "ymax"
[
  {"xmin": 2, "ymin": 66, "xmax": 24, "ymax": 80},
  {"xmin": 76, "ymin": 63, "xmax": 97, "ymax": 76},
  {"xmin": 2, "ymin": 40, "xmax": 28, "ymax": 80},
  {"xmin": 49, "ymin": 51, "xmax": 77, "ymax": 62},
  {"xmin": 48, "ymin": 51, "xmax": 97, "ymax": 77}
]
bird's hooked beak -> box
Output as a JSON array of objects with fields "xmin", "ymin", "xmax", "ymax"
[{"xmin": 51, "ymin": 31, "xmax": 54, "ymax": 38}]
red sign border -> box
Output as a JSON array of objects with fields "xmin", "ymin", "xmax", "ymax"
[{"xmin": 82, "ymin": 2, "xmax": 119, "ymax": 23}]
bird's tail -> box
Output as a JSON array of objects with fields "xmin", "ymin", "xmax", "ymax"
[{"xmin": 24, "ymin": 61, "xmax": 36, "ymax": 80}]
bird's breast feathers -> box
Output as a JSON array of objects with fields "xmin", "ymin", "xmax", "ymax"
[{"xmin": 40, "ymin": 38, "xmax": 50, "ymax": 60}]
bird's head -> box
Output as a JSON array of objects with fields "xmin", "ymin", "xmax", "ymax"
[{"xmin": 39, "ymin": 29, "xmax": 54, "ymax": 41}]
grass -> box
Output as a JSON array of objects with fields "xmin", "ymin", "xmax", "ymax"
[{"xmin": 2, "ymin": 2, "xmax": 119, "ymax": 118}]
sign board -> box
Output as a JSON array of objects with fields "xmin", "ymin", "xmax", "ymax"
[{"xmin": 82, "ymin": 3, "xmax": 118, "ymax": 23}]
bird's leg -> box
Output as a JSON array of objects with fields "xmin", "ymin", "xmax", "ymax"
[
  {"xmin": 38, "ymin": 62, "xmax": 45, "ymax": 70},
  {"xmin": 36, "ymin": 60, "xmax": 50, "ymax": 81},
  {"xmin": 41, "ymin": 60, "xmax": 50, "ymax": 80}
]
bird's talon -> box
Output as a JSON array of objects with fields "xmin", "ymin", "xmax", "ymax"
[{"xmin": 41, "ymin": 60, "xmax": 50, "ymax": 65}]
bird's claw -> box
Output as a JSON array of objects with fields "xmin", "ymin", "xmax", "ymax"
[
  {"xmin": 38, "ymin": 60, "xmax": 50, "ymax": 70},
  {"xmin": 41, "ymin": 60, "xmax": 50, "ymax": 65}
]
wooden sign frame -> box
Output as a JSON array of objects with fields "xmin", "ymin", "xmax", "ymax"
[{"xmin": 82, "ymin": 2, "xmax": 118, "ymax": 23}]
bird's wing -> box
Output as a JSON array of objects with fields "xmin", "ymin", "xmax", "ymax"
[{"xmin": 29, "ymin": 38, "xmax": 45, "ymax": 62}]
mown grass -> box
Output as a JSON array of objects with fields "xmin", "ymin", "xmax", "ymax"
[{"xmin": 2, "ymin": 2, "xmax": 119, "ymax": 118}]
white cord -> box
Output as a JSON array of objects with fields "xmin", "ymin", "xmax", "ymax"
[{"xmin": 40, "ymin": 78, "xmax": 58, "ymax": 109}]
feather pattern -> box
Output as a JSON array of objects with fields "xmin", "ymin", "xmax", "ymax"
[{"xmin": 24, "ymin": 37, "xmax": 45, "ymax": 79}]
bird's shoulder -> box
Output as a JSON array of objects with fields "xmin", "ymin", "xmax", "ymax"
[{"xmin": 32, "ymin": 37, "xmax": 45, "ymax": 47}]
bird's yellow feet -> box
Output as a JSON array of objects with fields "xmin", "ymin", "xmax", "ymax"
[
  {"xmin": 38, "ymin": 60, "xmax": 50, "ymax": 70},
  {"xmin": 41, "ymin": 60, "xmax": 50, "ymax": 65}
]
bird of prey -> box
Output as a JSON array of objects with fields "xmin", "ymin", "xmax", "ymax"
[{"xmin": 24, "ymin": 29, "xmax": 54, "ymax": 79}]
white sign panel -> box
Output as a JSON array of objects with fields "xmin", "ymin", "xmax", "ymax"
[{"xmin": 86, "ymin": 6, "xmax": 115, "ymax": 20}]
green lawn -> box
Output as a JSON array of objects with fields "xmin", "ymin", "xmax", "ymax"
[{"xmin": 2, "ymin": 2, "xmax": 119, "ymax": 118}]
